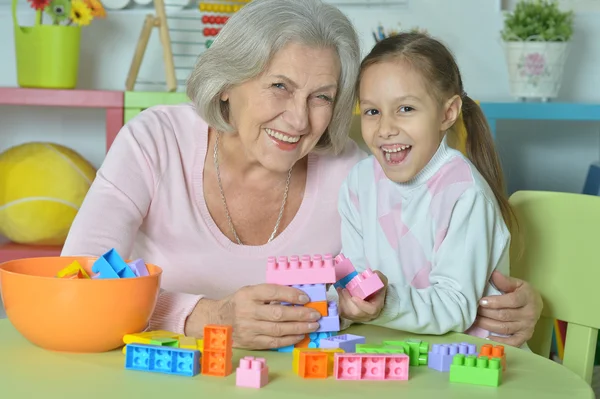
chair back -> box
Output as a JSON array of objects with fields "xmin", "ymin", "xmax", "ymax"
[{"xmin": 509, "ymin": 190, "xmax": 600, "ymax": 384}]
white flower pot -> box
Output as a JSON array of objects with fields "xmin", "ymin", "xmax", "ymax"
[{"xmin": 502, "ymin": 41, "xmax": 570, "ymax": 101}]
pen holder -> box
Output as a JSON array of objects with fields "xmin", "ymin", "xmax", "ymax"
[{"xmin": 12, "ymin": 0, "xmax": 81, "ymax": 89}]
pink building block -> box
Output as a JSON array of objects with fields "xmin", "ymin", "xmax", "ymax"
[
  {"xmin": 266, "ymin": 254, "xmax": 337, "ymax": 285},
  {"xmin": 346, "ymin": 268, "xmax": 385, "ymax": 299},
  {"xmin": 236, "ymin": 356, "xmax": 268, "ymax": 388},
  {"xmin": 334, "ymin": 353, "xmax": 409, "ymax": 381},
  {"xmin": 334, "ymin": 254, "xmax": 356, "ymax": 281}
]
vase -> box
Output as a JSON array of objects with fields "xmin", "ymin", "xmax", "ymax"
[
  {"xmin": 502, "ymin": 40, "xmax": 570, "ymax": 101},
  {"xmin": 12, "ymin": 0, "xmax": 81, "ymax": 89}
]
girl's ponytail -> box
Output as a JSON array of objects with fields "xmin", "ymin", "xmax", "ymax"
[{"xmin": 461, "ymin": 96, "xmax": 514, "ymax": 231}]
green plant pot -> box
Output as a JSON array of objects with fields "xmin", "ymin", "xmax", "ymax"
[{"xmin": 12, "ymin": 0, "xmax": 81, "ymax": 89}]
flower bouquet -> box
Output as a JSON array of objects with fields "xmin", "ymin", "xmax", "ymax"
[{"xmin": 12, "ymin": 0, "xmax": 106, "ymax": 89}]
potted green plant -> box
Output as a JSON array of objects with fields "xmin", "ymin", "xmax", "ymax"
[
  {"xmin": 12, "ymin": 0, "xmax": 106, "ymax": 89},
  {"xmin": 501, "ymin": 0, "xmax": 575, "ymax": 101}
]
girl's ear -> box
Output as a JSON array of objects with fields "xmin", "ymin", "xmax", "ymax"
[{"xmin": 440, "ymin": 94, "xmax": 462, "ymax": 131}]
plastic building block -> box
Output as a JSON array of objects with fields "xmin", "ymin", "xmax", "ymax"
[
  {"xmin": 295, "ymin": 332, "xmax": 337, "ymax": 349},
  {"xmin": 150, "ymin": 337, "xmax": 179, "ymax": 347},
  {"xmin": 203, "ymin": 325, "xmax": 232, "ymax": 351},
  {"xmin": 128, "ymin": 258, "xmax": 149, "ymax": 277},
  {"xmin": 449, "ymin": 354, "xmax": 502, "ymax": 387},
  {"xmin": 125, "ymin": 344, "xmax": 200, "ymax": 377},
  {"xmin": 92, "ymin": 248, "xmax": 136, "ymax": 279},
  {"xmin": 236, "ymin": 356, "xmax": 268, "ymax": 388},
  {"xmin": 202, "ymin": 350, "xmax": 233, "ymax": 377},
  {"xmin": 293, "ymin": 348, "xmax": 343, "ymax": 375},
  {"xmin": 266, "ymin": 254, "xmax": 337, "ymax": 285},
  {"xmin": 315, "ymin": 302, "xmax": 340, "ymax": 333},
  {"xmin": 122, "ymin": 330, "xmax": 183, "ymax": 354},
  {"xmin": 56, "ymin": 260, "xmax": 90, "ymax": 279},
  {"xmin": 428, "ymin": 342, "xmax": 477, "ymax": 372},
  {"xmin": 305, "ymin": 300, "xmax": 328, "ymax": 317},
  {"xmin": 333, "ymin": 254, "xmax": 358, "ymax": 289},
  {"xmin": 334, "ymin": 271, "xmax": 358, "ymax": 290},
  {"xmin": 291, "ymin": 283, "xmax": 327, "ymax": 302},
  {"xmin": 123, "ymin": 330, "xmax": 182, "ymax": 344},
  {"xmin": 274, "ymin": 345, "xmax": 295, "ymax": 352},
  {"xmin": 346, "ymin": 268, "xmax": 384, "ymax": 299},
  {"xmin": 298, "ymin": 351, "xmax": 329, "ymax": 379},
  {"xmin": 202, "ymin": 324, "xmax": 233, "ymax": 377},
  {"xmin": 179, "ymin": 336, "xmax": 203, "ymax": 352},
  {"xmin": 356, "ymin": 344, "xmax": 405, "ymax": 354},
  {"xmin": 384, "ymin": 339, "xmax": 429, "ymax": 366},
  {"xmin": 272, "ymin": 332, "xmax": 337, "ymax": 351},
  {"xmin": 334, "ymin": 353, "xmax": 409, "ymax": 381},
  {"xmin": 479, "ymin": 344, "xmax": 506, "ymax": 371},
  {"xmin": 319, "ymin": 334, "xmax": 366, "ymax": 353}
]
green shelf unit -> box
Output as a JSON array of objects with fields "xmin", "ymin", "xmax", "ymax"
[{"xmin": 124, "ymin": 91, "xmax": 190, "ymax": 123}]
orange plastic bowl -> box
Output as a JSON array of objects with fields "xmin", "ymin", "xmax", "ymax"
[{"xmin": 0, "ymin": 256, "xmax": 162, "ymax": 353}]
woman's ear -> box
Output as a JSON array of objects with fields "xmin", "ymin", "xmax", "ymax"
[
  {"xmin": 220, "ymin": 91, "xmax": 229, "ymax": 102},
  {"xmin": 440, "ymin": 95, "xmax": 462, "ymax": 132}
]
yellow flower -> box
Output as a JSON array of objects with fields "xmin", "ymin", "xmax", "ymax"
[
  {"xmin": 70, "ymin": 0, "xmax": 93, "ymax": 26},
  {"xmin": 84, "ymin": 0, "xmax": 105, "ymax": 18}
]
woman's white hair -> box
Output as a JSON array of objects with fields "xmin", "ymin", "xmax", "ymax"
[{"xmin": 186, "ymin": 0, "xmax": 360, "ymax": 155}]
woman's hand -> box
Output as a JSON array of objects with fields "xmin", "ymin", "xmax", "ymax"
[
  {"xmin": 337, "ymin": 271, "xmax": 388, "ymax": 323},
  {"xmin": 473, "ymin": 271, "xmax": 543, "ymax": 347},
  {"xmin": 186, "ymin": 284, "xmax": 323, "ymax": 350}
]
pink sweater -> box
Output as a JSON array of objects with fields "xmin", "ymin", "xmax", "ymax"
[{"xmin": 61, "ymin": 103, "xmax": 365, "ymax": 334}]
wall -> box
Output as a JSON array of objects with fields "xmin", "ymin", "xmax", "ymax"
[{"xmin": 0, "ymin": 0, "xmax": 599, "ymax": 191}]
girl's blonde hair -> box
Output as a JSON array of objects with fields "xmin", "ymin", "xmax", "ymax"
[{"xmin": 357, "ymin": 32, "xmax": 514, "ymax": 230}]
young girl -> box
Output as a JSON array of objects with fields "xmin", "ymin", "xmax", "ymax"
[{"xmin": 336, "ymin": 32, "xmax": 513, "ymax": 339}]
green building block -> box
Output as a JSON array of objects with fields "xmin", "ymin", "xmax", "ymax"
[
  {"xmin": 384, "ymin": 339, "xmax": 429, "ymax": 366},
  {"xmin": 355, "ymin": 344, "xmax": 405, "ymax": 354},
  {"xmin": 149, "ymin": 337, "xmax": 179, "ymax": 347},
  {"xmin": 449, "ymin": 354, "xmax": 502, "ymax": 387}
]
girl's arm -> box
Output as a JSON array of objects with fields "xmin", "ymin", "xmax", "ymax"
[
  {"xmin": 61, "ymin": 111, "xmax": 203, "ymax": 334},
  {"xmin": 368, "ymin": 189, "xmax": 510, "ymax": 334}
]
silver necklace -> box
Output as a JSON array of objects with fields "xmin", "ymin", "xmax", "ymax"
[{"xmin": 213, "ymin": 131, "xmax": 293, "ymax": 245}]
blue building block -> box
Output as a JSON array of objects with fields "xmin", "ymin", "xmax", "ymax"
[
  {"xmin": 125, "ymin": 344, "xmax": 201, "ymax": 376},
  {"xmin": 271, "ymin": 332, "xmax": 337, "ymax": 352},
  {"xmin": 274, "ymin": 345, "xmax": 295, "ymax": 353},
  {"xmin": 91, "ymin": 257, "xmax": 120, "ymax": 279},
  {"xmin": 305, "ymin": 332, "xmax": 337, "ymax": 348},
  {"xmin": 333, "ymin": 271, "xmax": 358, "ymax": 289},
  {"xmin": 92, "ymin": 248, "xmax": 136, "ymax": 279}
]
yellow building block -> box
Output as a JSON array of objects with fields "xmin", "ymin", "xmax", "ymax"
[
  {"xmin": 122, "ymin": 330, "xmax": 184, "ymax": 353},
  {"xmin": 56, "ymin": 261, "xmax": 90, "ymax": 279},
  {"xmin": 292, "ymin": 348, "xmax": 344, "ymax": 376},
  {"xmin": 179, "ymin": 336, "xmax": 197, "ymax": 349}
]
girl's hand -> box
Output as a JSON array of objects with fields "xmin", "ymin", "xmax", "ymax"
[{"xmin": 337, "ymin": 271, "xmax": 388, "ymax": 323}]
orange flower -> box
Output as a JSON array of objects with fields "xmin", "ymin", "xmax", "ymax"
[{"xmin": 84, "ymin": 0, "xmax": 106, "ymax": 18}]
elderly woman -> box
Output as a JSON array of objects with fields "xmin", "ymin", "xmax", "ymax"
[{"xmin": 62, "ymin": 0, "xmax": 542, "ymax": 349}]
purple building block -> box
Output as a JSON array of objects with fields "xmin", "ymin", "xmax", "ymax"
[
  {"xmin": 281, "ymin": 283, "xmax": 327, "ymax": 305},
  {"xmin": 319, "ymin": 334, "xmax": 366, "ymax": 352},
  {"xmin": 128, "ymin": 259, "xmax": 149, "ymax": 277},
  {"xmin": 428, "ymin": 342, "xmax": 477, "ymax": 372},
  {"xmin": 315, "ymin": 301, "xmax": 340, "ymax": 333}
]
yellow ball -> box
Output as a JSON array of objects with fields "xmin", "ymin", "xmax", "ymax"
[{"xmin": 0, "ymin": 142, "xmax": 96, "ymax": 245}]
